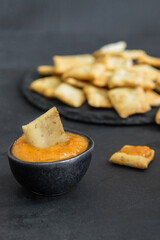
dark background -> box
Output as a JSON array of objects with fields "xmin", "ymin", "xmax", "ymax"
[
  {"xmin": 1, "ymin": 0, "xmax": 160, "ymax": 36},
  {"xmin": 0, "ymin": 0, "xmax": 160, "ymax": 69},
  {"xmin": 1, "ymin": 1, "xmax": 160, "ymax": 240}
]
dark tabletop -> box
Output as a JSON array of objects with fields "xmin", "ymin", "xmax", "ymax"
[{"xmin": 1, "ymin": 1, "xmax": 160, "ymax": 239}]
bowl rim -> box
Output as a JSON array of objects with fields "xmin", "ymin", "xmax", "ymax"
[{"xmin": 8, "ymin": 129, "xmax": 94, "ymax": 166}]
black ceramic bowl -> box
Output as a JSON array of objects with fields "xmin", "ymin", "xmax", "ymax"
[{"xmin": 8, "ymin": 130, "xmax": 94, "ymax": 196}]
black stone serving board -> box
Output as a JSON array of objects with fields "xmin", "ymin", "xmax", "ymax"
[{"xmin": 21, "ymin": 71, "xmax": 158, "ymax": 125}]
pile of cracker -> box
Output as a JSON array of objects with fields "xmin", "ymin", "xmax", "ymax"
[{"xmin": 30, "ymin": 41, "xmax": 160, "ymax": 121}]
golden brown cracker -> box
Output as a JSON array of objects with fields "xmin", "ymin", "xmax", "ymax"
[
  {"xmin": 53, "ymin": 54, "xmax": 95, "ymax": 74},
  {"xmin": 108, "ymin": 87, "xmax": 151, "ymax": 118},
  {"xmin": 37, "ymin": 65, "xmax": 55, "ymax": 76},
  {"xmin": 54, "ymin": 83, "xmax": 86, "ymax": 107},
  {"xmin": 30, "ymin": 76, "xmax": 61, "ymax": 98},
  {"xmin": 109, "ymin": 145, "xmax": 154, "ymax": 169},
  {"xmin": 84, "ymin": 86, "xmax": 112, "ymax": 108},
  {"xmin": 22, "ymin": 107, "xmax": 68, "ymax": 148},
  {"xmin": 62, "ymin": 63, "xmax": 105, "ymax": 81}
]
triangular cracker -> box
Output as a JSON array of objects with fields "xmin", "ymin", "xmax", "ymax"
[
  {"xmin": 108, "ymin": 87, "xmax": 151, "ymax": 118},
  {"xmin": 22, "ymin": 107, "xmax": 68, "ymax": 148}
]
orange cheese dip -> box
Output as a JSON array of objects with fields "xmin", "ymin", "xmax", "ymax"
[
  {"xmin": 120, "ymin": 145, "xmax": 152, "ymax": 158},
  {"xmin": 12, "ymin": 133, "xmax": 88, "ymax": 163}
]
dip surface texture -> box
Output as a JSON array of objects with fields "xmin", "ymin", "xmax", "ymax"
[
  {"xmin": 120, "ymin": 145, "xmax": 152, "ymax": 158},
  {"xmin": 12, "ymin": 133, "xmax": 88, "ymax": 162}
]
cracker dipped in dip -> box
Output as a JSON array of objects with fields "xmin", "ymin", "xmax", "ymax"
[{"xmin": 12, "ymin": 107, "xmax": 88, "ymax": 163}]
